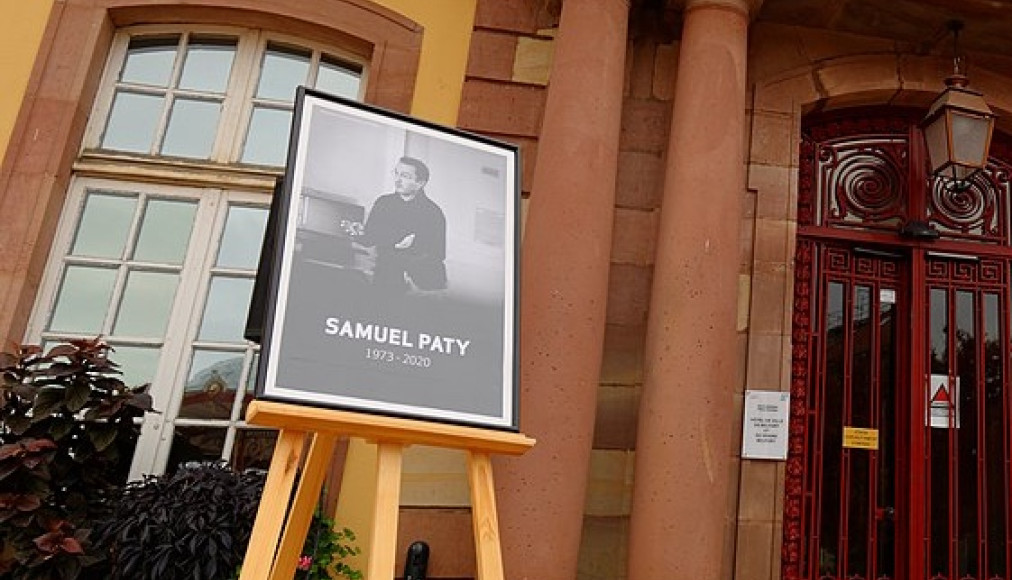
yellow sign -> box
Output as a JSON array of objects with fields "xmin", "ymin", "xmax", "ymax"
[{"xmin": 842, "ymin": 427, "xmax": 879, "ymax": 450}]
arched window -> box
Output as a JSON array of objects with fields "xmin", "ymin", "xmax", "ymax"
[{"xmin": 27, "ymin": 25, "xmax": 366, "ymax": 478}]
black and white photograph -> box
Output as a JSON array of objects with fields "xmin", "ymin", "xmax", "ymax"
[{"xmin": 256, "ymin": 88, "xmax": 519, "ymax": 430}]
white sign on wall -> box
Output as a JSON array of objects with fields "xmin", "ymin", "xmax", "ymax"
[{"xmin": 741, "ymin": 390, "xmax": 790, "ymax": 460}]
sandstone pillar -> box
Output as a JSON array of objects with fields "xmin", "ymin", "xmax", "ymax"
[
  {"xmin": 627, "ymin": 1, "xmax": 751, "ymax": 578},
  {"xmin": 494, "ymin": 1, "xmax": 629, "ymax": 579}
]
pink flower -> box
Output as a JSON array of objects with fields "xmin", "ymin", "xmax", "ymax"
[{"xmin": 297, "ymin": 555, "xmax": 313, "ymax": 571}]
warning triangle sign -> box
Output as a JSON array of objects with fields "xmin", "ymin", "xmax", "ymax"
[
  {"xmin": 932, "ymin": 385, "xmax": 951, "ymax": 405},
  {"xmin": 928, "ymin": 374, "xmax": 960, "ymax": 429}
]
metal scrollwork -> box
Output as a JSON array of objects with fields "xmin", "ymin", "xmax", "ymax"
[
  {"xmin": 818, "ymin": 139, "xmax": 908, "ymax": 231},
  {"xmin": 926, "ymin": 164, "xmax": 1007, "ymax": 243}
]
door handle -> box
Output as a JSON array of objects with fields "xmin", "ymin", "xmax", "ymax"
[{"xmin": 875, "ymin": 506, "xmax": 895, "ymax": 521}]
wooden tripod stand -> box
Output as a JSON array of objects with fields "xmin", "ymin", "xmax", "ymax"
[{"xmin": 238, "ymin": 401, "xmax": 535, "ymax": 580}]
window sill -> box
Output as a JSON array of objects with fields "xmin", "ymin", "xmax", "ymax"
[{"xmin": 74, "ymin": 151, "xmax": 282, "ymax": 192}]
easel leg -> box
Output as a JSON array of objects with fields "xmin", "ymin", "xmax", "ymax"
[
  {"xmin": 468, "ymin": 451, "xmax": 505, "ymax": 580},
  {"xmin": 240, "ymin": 429, "xmax": 307, "ymax": 580},
  {"xmin": 269, "ymin": 432, "xmax": 339, "ymax": 580},
  {"xmin": 366, "ymin": 442, "xmax": 404, "ymax": 580}
]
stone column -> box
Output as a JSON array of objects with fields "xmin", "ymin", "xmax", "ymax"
[
  {"xmin": 626, "ymin": 1, "xmax": 751, "ymax": 579},
  {"xmin": 494, "ymin": 1, "xmax": 629, "ymax": 579}
]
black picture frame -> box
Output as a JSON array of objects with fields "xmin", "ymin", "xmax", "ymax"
[
  {"xmin": 244, "ymin": 175, "xmax": 284, "ymax": 344},
  {"xmin": 252, "ymin": 87, "xmax": 521, "ymax": 431}
]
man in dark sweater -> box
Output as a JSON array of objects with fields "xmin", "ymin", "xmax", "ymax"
[{"xmin": 351, "ymin": 156, "xmax": 447, "ymax": 293}]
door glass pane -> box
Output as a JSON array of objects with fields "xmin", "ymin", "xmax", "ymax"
[
  {"xmin": 955, "ymin": 290, "xmax": 978, "ymax": 578},
  {"xmin": 111, "ymin": 344, "xmax": 161, "ymax": 387},
  {"xmin": 930, "ymin": 287, "xmax": 949, "ymax": 375},
  {"xmin": 160, "ymin": 98, "xmax": 222, "ymax": 158},
  {"xmin": 241, "ymin": 106, "xmax": 291, "ymax": 166},
  {"xmin": 179, "ymin": 350, "xmax": 243, "ymax": 420},
  {"xmin": 71, "ymin": 193, "xmax": 137, "ymax": 259},
  {"xmin": 877, "ymin": 291, "xmax": 897, "ymax": 580},
  {"xmin": 132, "ymin": 199, "xmax": 197, "ymax": 264},
  {"xmin": 49, "ymin": 266, "xmax": 117, "ymax": 333},
  {"xmin": 983, "ymin": 292, "xmax": 1007, "ymax": 578},
  {"xmin": 819, "ymin": 280, "xmax": 845, "ymax": 577},
  {"xmin": 217, "ymin": 206, "xmax": 269, "ymax": 269},
  {"xmin": 198, "ymin": 276, "xmax": 255, "ymax": 342},
  {"xmin": 178, "ymin": 38, "xmax": 236, "ymax": 93},
  {"xmin": 166, "ymin": 426, "xmax": 227, "ymax": 472},
  {"xmin": 929, "ymin": 287, "xmax": 950, "ymax": 576},
  {"xmin": 103, "ymin": 91, "xmax": 164, "ymax": 153},
  {"xmin": 121, "ymin": 36, "xmax": 178, "ymax": 87},
  {"xmin": 316, "ymin": 57, "xmax": 360, "ymax": 99},
  {"xmin": 113, "ymin": 270, "xmax": 179, "ymax": 338},
  {"xmin": 256, "ymin": 45, "xmax": 310, "ymax": 101},
  {"xmin": 230, "ymin": 428, "xmax": 277, "ymax": 471},
  {"xmin": 847, "ymin": 284, "xmax": 872, "ymax": 577}
]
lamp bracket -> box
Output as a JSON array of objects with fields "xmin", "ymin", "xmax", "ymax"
[{"xmin": 900, "ymin": 220, "xmax": 941, "ymax": 240}]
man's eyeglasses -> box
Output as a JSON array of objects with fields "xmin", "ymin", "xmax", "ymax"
[{"xmin": 393, "ymin": 170, "xmax": 418, "ymax": 180}]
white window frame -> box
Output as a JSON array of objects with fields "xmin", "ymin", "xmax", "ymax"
[
  {"xmin": 25, "ymin": 178, "xmax": 264, "ymax": 479},
  {"xmin": 145, "ymin": 188, "xmax": 268, "ymax": 477},
  {"xmin": 82, "ymin": 24, "xmax": 367, "ymax": 167},
  {"xmin": 230, "ymin": 31, "xmax": 368, "ymax": 165},
  {"xmin": 28, "ymin": 23, "xmax": 370, "ymax": 479}
]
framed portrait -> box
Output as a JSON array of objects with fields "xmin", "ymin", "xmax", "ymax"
[{"xmin": 253, "ymin": 87, "xmax": 520, "ymax": 431}]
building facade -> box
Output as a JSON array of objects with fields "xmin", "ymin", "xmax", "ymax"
[{"xmin": 4, "ymin": 1, "xmax": 1012, "ymax": 579}]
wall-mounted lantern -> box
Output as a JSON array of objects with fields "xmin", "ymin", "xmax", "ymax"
[{"xmin": 922, "ymin": 20, "xmax": 996, "ymax": 189}]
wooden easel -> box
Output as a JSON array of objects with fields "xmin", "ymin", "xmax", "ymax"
[{"xmin": 238, "ymin": 400, "xmax": 535, "ymax": 580}]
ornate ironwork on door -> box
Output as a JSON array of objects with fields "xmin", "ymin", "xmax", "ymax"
[
  {"xmin": 785, "ymin": 111, "xmax": 1012, "ymax": 580},
  {"xmin": 921, "ymin": 257, "xmax": 1010, "ymax": 580},
  {"xmin": 797, "ymin": 114, "xmax": 1012, "ymax": 244},
  {"xmin": 786, "ymin": 242, "xmax": 906, "ymax": 580}
]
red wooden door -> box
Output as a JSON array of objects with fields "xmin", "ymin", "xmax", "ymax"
[{"xmin": 783, "ymin": 110, "xmax": 1012, "ymax": 580}]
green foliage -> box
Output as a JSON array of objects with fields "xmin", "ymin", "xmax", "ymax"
[
  {"xmin": 0, "ymin": 339, "xmax": 153, "ymax": 580},
  {"xmin": 298, "ymin": 507, "xmax": 362, "ymax": 580}
]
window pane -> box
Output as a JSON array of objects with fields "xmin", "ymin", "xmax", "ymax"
[
  {"xmin": 241, "ymin": 106, "xmax": 291, "ymax": 166},
  {"xmin": 110, "ymin": 344, "xmax": 161, "ymax": 387},
  {"xmin": 256, "ymin": 45, "xmax": 310, "ymax": 101},
  {"xmin": 160, "ymin": 98, "xmax": 222, "ymax": 159},
  {"xmin": 178, "ymin": 38, "xmax": 236, "ymax": 93},
  {"xmin": 113, "ymin": 270, "xmax": 179, "ymax": 338},
  {"xmin": 103, "ymin": 91, "xmax": 164, "ymax": 153},
  {"xmin": 49, "ymin": 266, "xmax": 117, "ymax": 333},
  {"xmin": 132, "ymin": 199, "xmax": 197, "ymax": 264},
  {"xmin": 166, "ymin": 426, "xmax": 227, "ymax": 472},
  {"xmin": 218, "ymin": 206, "xmax": 268, "ymax": 269},
  {"xmin": 952, "ymin": 113, "xmax": 989, "ymax": 166},
  {"xmin": 316, "ymin": 58, "xmax": 361, "ymax": 99},
  {"xmin": 71, "ymin": 193, "xmax": 137, "ymax": 259},
  {"xmin": 121, "ymin": 36, "xmax": 179, "ymax": 87},
  {"xmin": 179, "ymin": 350, "xmax": 243, "ymax": 420},
  {"xmin": 198, "ymin": 276, "xmax": 255, "ymax": 342},
  {"xmin": 231, "ymin": 429, "xmax": 277, "ymax": 471}
]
